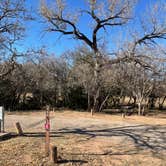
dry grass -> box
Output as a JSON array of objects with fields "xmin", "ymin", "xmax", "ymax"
[{"xmin": 0, "ymin": 111, "xmax": 166, "ymax": 166}]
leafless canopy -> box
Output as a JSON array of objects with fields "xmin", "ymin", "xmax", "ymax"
[
  {"xmin": 40, "ymin": 0, "xmax": 134, "ymax": 53},
  {"xmin": 0, "ymin": 0, "xmax": 26, "ymax": 78},
  {"xmin": 40, "ymin": 0, "xmax": 166, "ymax": 112}
]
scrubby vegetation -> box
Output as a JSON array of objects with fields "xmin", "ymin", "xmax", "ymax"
[{"xmin": 0, "ymin": 0, "xmax": 166, "ymax": 116}]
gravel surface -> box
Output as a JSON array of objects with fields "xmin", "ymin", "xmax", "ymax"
[{"xmin": 0, "ymin": 111, "xmax": 166, "ymax": 166}]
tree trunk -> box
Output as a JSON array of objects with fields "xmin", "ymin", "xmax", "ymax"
[
  {"xmin": 87, "ymin": 92, "xmax": 91, "ymax": 111},
  {"xmin": 99, "ymin": 94, "xmax": 109, "ymax": 112},
  {"xmin": 92, "ymin": 51, "xmax": 102, "ymax": 113},
  {"xmin": 138, "ymin": 102, "xmax": 141, "ymax": 116},
  {"xmin": 149, "ymin": 97, "xmax": 156, "ymax": 109},
  {"xmin": 121, "ymin": 96, "xmax": 125, "ymax": 105},
  {"xmin": 92, "ymin": 87, "xmax": 100, "ymax": 113},
  {"xmin": 159, "ymin": 96, "xmax": 166, "ymax": 110},
  {"xmin": 40, "ymin": 92, "xmax": 43, "ymax": 107},
  {"xmin": 133, "ymin": 96, "xmax": 137, "ymax": 106},
  {"xmin": 127, "ymin": 96, "xmax": 132, "ymax": 105},
  {"xmin": 142, "ymin": 105, "xmax": 145, "ymax": 116}
]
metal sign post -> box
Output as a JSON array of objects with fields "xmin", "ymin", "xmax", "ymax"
[
  {"xmin": 45, "ymin": 106, "xmax": 50, "ymax": 156},
  {"xmin": 0, "ymin": 106, "xmax": 4, "ymax": 133}
]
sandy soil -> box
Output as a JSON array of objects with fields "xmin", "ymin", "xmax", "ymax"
[{"xmin": 0, "ymin": 110, "xmax": 166, "ymax": 166}]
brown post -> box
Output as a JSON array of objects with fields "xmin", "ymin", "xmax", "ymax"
[
  {"xmin": 0, "ymin": 120, "xmax": 1, "ymax": 132},
  {"xmin": 45, "ymin": 129, "xmax": 50, "ymax": 156},
  {"xmin": 50, "ymin": 145, "xmax": 57, "ymax": 163},
  {"xmin": 15, "ymin": 122, "xmax": 23, "ymax": 135},
  {"xmin": 122, "ymin": 113, "xmax": 125, "ymax": 118},
  {"xmin": 91, "ymin": 109, "xmax": 93, "ymax": 116},
  {"xmin": 45, "ymin": 106, "xmax": 50, "ymax": 156}
]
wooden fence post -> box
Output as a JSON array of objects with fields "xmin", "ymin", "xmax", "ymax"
[
  {"xmin": 91, "ymin": 109, "xmax": 93, "ymax": 116},
  {"xmin": 50, "ymin": 145, "xmax": 57, "ymax": 163},
  {"xmin": 15, "ymin": 122, "xmax": 23, "ymax": 135},
  {"xmin": 0, "ymin": 120, "xmax": 1, "ymax": 132},
  {"xmin": 45, "ymin": 106, "xmax": 50, "ymax": 156}
]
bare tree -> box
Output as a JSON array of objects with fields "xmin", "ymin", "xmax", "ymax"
[
  {"xmin": 40, "ymin": 0, "xmax": 135, "ymax": 112},
  {"xmin": 40, "ymin": 0, "xmax": 166, "ymax": 113},
  {"xmin": 68, "ymin": 46, "xmax": 95, "ymax": 110},
  {"xmin": 123, "ymin": 63, "xmax": 155, "ymax": 115},
  {"xmin": 0, "ymin": 0, "xmax": 27, "ymax": 78}
]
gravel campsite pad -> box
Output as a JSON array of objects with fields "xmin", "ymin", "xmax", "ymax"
[{"xmin": 0, "ymin": 111, "xmax": 166, "ymax": 166}]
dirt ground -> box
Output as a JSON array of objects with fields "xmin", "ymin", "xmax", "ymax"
[{"xmin": 0, "ymin": 110, "xmax": 166, "ymax": 166}]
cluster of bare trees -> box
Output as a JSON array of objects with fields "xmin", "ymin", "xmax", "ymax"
[
  {"xmin": 0, "ymin": 0, "xmax": 28, "ymax": 78},
  {"xmin": 0, "ymin": 0, "xmax": 166, "ymax": 114},
  {"xmin": 1, "ymin": 45, "xmax": 166, "ymax": 114},
  {"xmin": 40, "ymin": 0, "xmax": 166, "ymax": 114},
  {"xmin": 0, "ymin": 48, "xmax": 69, "ymax": 110}
]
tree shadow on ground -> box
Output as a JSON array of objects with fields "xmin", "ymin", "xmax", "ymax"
[
  {"xmin": 0, "ymin": 131, "xmax": 63, "ymax": 141},
  {"xmin": 55, "ymin": 124, "xmax": 166, "ymax": 155},
  {"xmin": 22, "ymin": 132, "xmax": 62, "ymax": 138},
  {"xmin": 57, "ymin": 159, "xmax": 88, "ymax": 164},
  {"xmin": 3, "ymin": 124, "xmax": 165, "ymax": 161},
  {"xmin": 0, "ymin": 133, "xmax": 18, "ymax": 141}
]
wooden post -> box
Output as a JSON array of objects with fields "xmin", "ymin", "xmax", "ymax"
[
  {"xmin": 45, "ymin": 129, "xmax": 50, "ymax": 156},
  {"xmin": 45, "ymin": 106, "xmax": 50, "ymax": 156},
  {"xmin": 0, "ymin": 106, "xmax": 4, "ymax": 132},
  {"xmin": 15, "ymin": 122, "xmax": 23, "ymax": 135},
  {"xmin": 122, "ymin": 113, "xmax": 125, "ymax": 118},
  {"xmin": 0, "ymin": 120, "xmax": 1, "ymax": 132},
  {"xmin": 91, "ymin": 109, "xmax": 93, "ymax": 116},
  {"xmin": 50, "ymin": 145, "xmax": 57, "ymax": 163}
]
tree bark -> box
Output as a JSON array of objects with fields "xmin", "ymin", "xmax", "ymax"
[
  {"xmin": 92, "ymin": 52, "xmax": 102, "ymax": 113},
  {"xmin": 127, "ymin": 96, "xmax": 132, "ymax": 105},
  {"xmin": 142, "ymin": 105, "xmax": 145, "ymax": 116},
  {"xmin": 87, "ymin": 92, "xmax": 91, "ymax": 111},
  {"xmin": 99, "ymin": 94, "xmax": 109, "ymax": 112},
  {"xmin": 159, "ymin": 96, "xmax": 166, "ymax": 110},
  {"xmin": 138, "ymin": 102, "xmax": 141, "ymax": 116},
  {"xmin": 50, "ymin": 146, "xmax": 57, "ymax": 163}
]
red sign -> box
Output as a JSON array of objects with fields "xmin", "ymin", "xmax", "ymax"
[{"xmin": 45, "ymin": 123, "xmax": 50, "ymax": 130}]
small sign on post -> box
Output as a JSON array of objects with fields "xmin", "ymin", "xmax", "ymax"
[{"xmin": 0, "ymin": 106, "xmax": 4, "ymax": 133}]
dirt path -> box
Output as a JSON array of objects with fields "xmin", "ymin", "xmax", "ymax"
[{"xmin": 1, "ymin": 111, "xmax": 166, "ymax": 166}]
